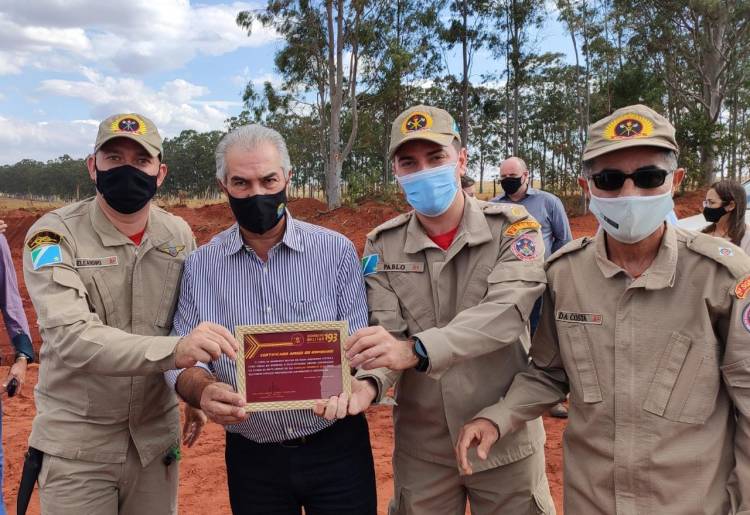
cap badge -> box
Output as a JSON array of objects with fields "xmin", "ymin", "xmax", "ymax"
[
  {"xmin": 401, "ymin": 111, "xmax": 432, "ymax": 134},
  {"xmin": 604, "ymin": 113, "xmax": 653, "ymax": 140},
  {"xmin": 111, "ymin": 115, "xmax": 148, "ymax": 135}
]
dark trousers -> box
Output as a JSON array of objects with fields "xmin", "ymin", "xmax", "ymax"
[{"xmin": 225, "ymin": 414, "xmax": 377, "ymax": 515}]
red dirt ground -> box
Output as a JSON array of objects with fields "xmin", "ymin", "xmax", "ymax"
[{"xmin": 0, "ymin": 191, "xmax": 705, "ymax": 514}]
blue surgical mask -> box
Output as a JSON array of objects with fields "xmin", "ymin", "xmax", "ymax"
[
  {"xmin": 397, "ymin": 162, "xmax": 459, "ymax": 217},
  {"xmin": 589, "ymin": 188, "xmax": 674, "ymax": 244}
]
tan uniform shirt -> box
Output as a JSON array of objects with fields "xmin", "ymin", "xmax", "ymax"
[
  {"xmin": 479, "ymin": 225, "xmax": 750, "ymax": 514},
  {"xmin": 23, "ymin": 198, "xmax": 196, "ymax": 467},
  {"xmin": 358, "ymin": 196, "xmax": 547, "ymax": 473}
]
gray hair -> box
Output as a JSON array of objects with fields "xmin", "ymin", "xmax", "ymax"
[
  {"xmin": 215, "ymin": 124, "xmax": 292, "ymax": 184},
  {"xmin": 499, "ymin": 156, "xmax": 528, "ymax": 173},
  {"xmin": 582, "ymin": 149, "xmax": 678, "ymax": 177}
]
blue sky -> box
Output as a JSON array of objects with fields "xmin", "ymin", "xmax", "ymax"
[{"xmin": 0, "ymin": 0, "xmax": 572, "ymax": 165}]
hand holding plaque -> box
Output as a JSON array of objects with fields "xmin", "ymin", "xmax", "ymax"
[{"xmin": 235, "ymin": 321, "xmax": 351, "ymax": 412}]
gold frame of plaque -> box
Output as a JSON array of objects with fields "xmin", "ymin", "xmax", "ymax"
[{"xmin": 235, "ymin": 321, "xmax": 351, "ymax": 412}]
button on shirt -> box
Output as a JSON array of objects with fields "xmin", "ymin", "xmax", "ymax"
[
  {"xmin": 166, "ymin": 213, "xmax": 368, "ymax": 443},
  {"xmin": 493, "ymin": 187, "xmax": 572, "ymax": 257}
]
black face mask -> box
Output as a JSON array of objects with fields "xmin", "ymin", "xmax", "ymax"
[
  {"xmin": 228, "ymin": 189, "xmax": 287, "ymax": 235},
  {"xmin": 500, "ymin": 176, "xmax": 524, "ymax": 195},
  {"xmin": 96, "ymin": 164, "xmax": 158, "ymax": 214},
  {"xmin": 703, "ymin": 205, "xmax": 727, "ymax": 223}
]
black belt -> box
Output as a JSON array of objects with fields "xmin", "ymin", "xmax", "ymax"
[{"xmin": 279, "ymin": 435, "xmax": 310, "ymax": 448}]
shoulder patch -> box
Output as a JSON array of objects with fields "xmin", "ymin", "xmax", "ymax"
[
  {"xmin": 31, "ymin": 244, "xmax": 63, "ymax": 270},
  {"xmin": 735, "ymin": 276, "xmax": 750, "ymax": 299},
  {"xmin": 367, "ymin": 212, "xmax": 413, "ymax": 240},
  {"xmin": 504, "ymin": 219, "xmax": 541, "ymax": 237},
  {"xmin": 511, "ymin": 233, "xmax": 540, "ymax": 261},
  {"xmin": 361, "ymin": 254, "xmax": 379, "ymax": 276},
  {"xmin": 26, "ymin": 230, "xmax": 62, "ymax": 251},
  {"xmin": 546, "ymin": 236, "xmax": 593, "ymax": 266},
  {"xmin": 684, "ymin": 231, "xmax": 750, "ymax": 280}
]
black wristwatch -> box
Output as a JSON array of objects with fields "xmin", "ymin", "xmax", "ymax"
[{"xmin": 412, "ymin": 337, "xmax": 430, "ymax": 373}]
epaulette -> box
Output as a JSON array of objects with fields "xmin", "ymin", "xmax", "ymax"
[
  {"xmin": 546, "ymin": 236, "xmax": 593, "ymax": 267},
  {"xmin": 367, "ymin": 212, "xmax": 413, "ymax": 240},
  {"xmin": 683, "ymin": 230, "xmax": 750, "ymax": 280},
  {"xmin": 479, "ymin": 201, "xmax": 529, "ymax": 224}
]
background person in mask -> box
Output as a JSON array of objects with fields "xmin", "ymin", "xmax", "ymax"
[
  {"xmin": 702, "ymin": 179, "xmax": 750, "ymax": 254},
  {"xmin": 456, "ymin": 104, "xmax": 750, "ymax": 514},
  {"xmin": 493, "ymin": 156, "xmax": 572, "ymax": 418},
  {"xmin": 321, "ymin": 105, "xmax": 554, "ymax": 514},
  {"xmin": 21, "ymin": 113, "xmax": 238, "ymax": 515},
  {"xmin": 165, "ymin": 124, "xmax": 376, "ymax": 515}
]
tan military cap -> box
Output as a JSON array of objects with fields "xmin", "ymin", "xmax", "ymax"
[
  {"xmin": 94, "ymin": 113, "xmax": 163, "ymax": 158},
  {"xmin": 389, "ymin": 105, "xmax": 461, "ymax": 159},
  {"xmin": 582, "ymin": 104, "xmax": 679, "ymax": 161}
]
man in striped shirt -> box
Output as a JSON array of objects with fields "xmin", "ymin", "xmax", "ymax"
[{"xmin": 165, "ymin": 124, "xmax": 376, "ymax": 515}]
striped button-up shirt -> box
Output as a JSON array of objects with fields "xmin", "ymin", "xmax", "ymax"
[{"xmin": 165, "ymin": 213, "xmax": 368, "ymax": 443}]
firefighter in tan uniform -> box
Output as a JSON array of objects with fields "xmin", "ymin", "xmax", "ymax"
[
  {"xmin": 457, "ymin": 104, "xmax": 750, "ymax": 514},
  {"xmin": 316, "ymin": 105, "xmax": 555, "ymax": 514},
  {"xmin": 21, "ymin": 113, "xmax": 238, "ymax": 515}
]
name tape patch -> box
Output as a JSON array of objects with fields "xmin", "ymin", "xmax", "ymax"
[
  {"xmin": 361, "ymin": 255, "xmax": 424, "ymax": 275},
  {"xmin": 75, "ymin": 256, "xmax": 119, "ymax": 268},
  {"xmin": 556, "ymin": 311, "xmax": 603, "ymax": 325}
]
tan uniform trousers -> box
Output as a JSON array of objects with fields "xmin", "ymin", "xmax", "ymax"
[
  {"xmin": 389, "ymin": 450, "xmax": 554, "ymax": 515},
  {"xmin": 38, "ymin": 440, "xmax": 178, "ymax": 515}
]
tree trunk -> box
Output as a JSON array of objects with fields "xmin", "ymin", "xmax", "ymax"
[
  {"xmin": 325, "ymin": 0, "xmax": 342, "ymax": 209},
  {"xmin": 461, "ymin": 0, "xmax": 470, "ymax": 146}
]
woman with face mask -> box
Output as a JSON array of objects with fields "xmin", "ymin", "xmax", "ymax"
[{"xmin": 701, "ymin": 179, "xmax": 750, "ymax": 255}]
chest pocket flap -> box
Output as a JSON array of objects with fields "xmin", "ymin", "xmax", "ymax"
[
  {"xmin": 566, "ymin": 324, "xmax": 603, "ymax": 404},
  {"xmin": 39, "ymin": 266, "xmax": 91, "ymax": 328}
]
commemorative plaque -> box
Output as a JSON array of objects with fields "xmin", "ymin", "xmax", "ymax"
[{"xmin": 235, "ymin": 321, "xmax": 350, "ymax": 411}]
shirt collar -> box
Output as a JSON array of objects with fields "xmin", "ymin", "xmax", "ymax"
[
  {"xmin": 594, "ymin": 223, "xmax": 678, "ymax": 289},
  {"xmin": 89, "ymin": 198, "xmax": 174, "ymax": 248},
  {"xmin": 403, "ymin": 195, "xmax": 492, "ymax": 254},
  {"xmin": 222, "ymin": 210, "xmax": 303, "ymax": 256}
]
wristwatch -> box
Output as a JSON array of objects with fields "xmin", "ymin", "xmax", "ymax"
[
  {"xmin": 412, "ymin": 337, "xmax": 430, "ymax": 373},
  {"xmin": 15, "ymin": 352, "xmax": 31, "ymax": 363}
]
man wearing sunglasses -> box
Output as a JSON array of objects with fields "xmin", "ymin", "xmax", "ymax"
[{"xmin": 456, "ymin": 104, "xmax": 750, "ymax": 514}]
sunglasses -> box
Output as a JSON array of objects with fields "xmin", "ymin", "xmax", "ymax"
[{"xmin": 590, "ymin": 167, "xmax": 671, "ymax": 191}]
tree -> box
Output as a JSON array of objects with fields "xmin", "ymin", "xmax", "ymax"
[
  {"xmin": 238, "ymin": 0, "xmax": 370, "ymax": 209},
  {"xmin": 621, "ymin": 0, "xmax": 750, "ymax": 184}
]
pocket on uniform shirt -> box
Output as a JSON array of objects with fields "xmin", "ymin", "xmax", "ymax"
[
  {"xmin": 642, "ymin": 332, "xmax": 721, "ymax": 424},
  {"xmin": 90, "ymin": 270, "xmax": 119, "ymax": 327},
  {"xmin": 721, "ymin": 358, "xmax": 750, "ymax": 415},
  {"xmin": 562, "ymin": 324, "xmax": 603, "ymax": 404},
  {"xmin": 154, "ymin": 260, "xmax": 183, "ymax": 330}
]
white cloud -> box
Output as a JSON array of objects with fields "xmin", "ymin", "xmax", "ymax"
[
  {"xmin": 231, "ymin": 66, "xmax": 283, "ymax": 89},
  {"xmin": 38, "ymin": 68, "xmax": 236, "ymax": 134},
  {"xmin": 0, "ymin": 67, "xmax": 247, "ymax": 165},
  {"xmin": 0, "ymin": 117, "xmax": 99, "ymax": 164},
  {"xmin": 0, "ymin": 2, "xmax": 279, "ymax": 76}
]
